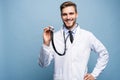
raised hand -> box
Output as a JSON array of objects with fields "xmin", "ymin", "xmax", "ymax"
[{"xmin": 43, "ymin": 26, "xmax": 52, "ymax": 46}]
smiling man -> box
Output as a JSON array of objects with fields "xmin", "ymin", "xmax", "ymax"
[
  {"xmin": 61, "ymin": 5, "xmax": 78, "ymax": 30},
  {"xmin": 39, "ymin": 1, "xmax": 109, "ymax": 80}
]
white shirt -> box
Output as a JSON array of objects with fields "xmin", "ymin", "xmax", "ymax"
[{"xmin": 39, "ymin": 25, "xmax": 109, "ymax": 80}]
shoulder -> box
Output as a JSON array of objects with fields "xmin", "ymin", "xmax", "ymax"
[{"xmin": 80, "ymin": 28, "xmax": 94, "ymax": 36}]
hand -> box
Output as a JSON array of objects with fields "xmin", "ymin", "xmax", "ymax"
[
  {"xmin": 84, "ymin": 73, "xmax": 95, "ymax": 80},
  {"xmin": 43, "ymin": 26, "xmax": 52, "ymax": 46}
]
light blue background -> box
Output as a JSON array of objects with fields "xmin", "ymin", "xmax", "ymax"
[{"xmin": 0, "ymin": 0, "xmax": 120, "ymax": 80}]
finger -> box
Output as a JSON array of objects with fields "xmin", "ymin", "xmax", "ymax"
[
  {"xmin": 84, "ymin": 74, "xmax": 88, "ymax": 77},
  {"xmin": 84, "ymin": 74, "xmax": 88, "ymax": 80},
  {"xmin": 44, "ymin": 27, "xmax": 50, "ymax": 31},
  {"xmin": 84, "ymin": 74, "xmax": 90, "ymax": 80}
]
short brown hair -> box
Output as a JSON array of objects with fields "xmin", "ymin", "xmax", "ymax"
[{"xmin": 60, "ymin": 1, "xmax": 77, "ymax": 13}]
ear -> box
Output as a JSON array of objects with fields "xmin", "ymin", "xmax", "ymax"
[{"xmin": 76, "ymin": 13, "xmax": 78, "ymax": 18}]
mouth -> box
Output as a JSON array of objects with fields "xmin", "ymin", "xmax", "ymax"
[{"xmin": 65, "ymin": 19, "xmax": 73, "ymax": 24}]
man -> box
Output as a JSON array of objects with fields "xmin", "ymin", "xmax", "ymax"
[{"xmin": 39, "ymin": 1, "xmax": 109, "ymax": 80}]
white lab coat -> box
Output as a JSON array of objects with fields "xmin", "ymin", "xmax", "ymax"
[{"xmin": 39, "ymin": 26, "xmax": 109, "ymax": 80}]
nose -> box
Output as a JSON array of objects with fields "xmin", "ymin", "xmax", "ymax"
[{"xmin": 66, "ymin": 14, "xmax": 71, "ymax": 19}]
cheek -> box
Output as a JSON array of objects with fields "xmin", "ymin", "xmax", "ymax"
[
  {"xmin": 61, "ymin": 17, "xmax": 67, "ymax": 22},
  {"xmin": 61, "ymin": 16, "xmax": 65, "ymax": 19}
]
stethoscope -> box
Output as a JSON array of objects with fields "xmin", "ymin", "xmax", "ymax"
[
  {"xmin": 51, "ymin": 29, "xmax": 68, "ymax": 56},
  {"xmin": 50, "ymin": 24, "xmax": 78, "ymax": 56}
]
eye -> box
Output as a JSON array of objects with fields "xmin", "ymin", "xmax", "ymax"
[
  {"xmin": 62, "ymin": 13, "xmax": 67, "ymax": 16},
  {"xmin": 69, "ymin": 12, "xmax": 74, "ymax": 15}
]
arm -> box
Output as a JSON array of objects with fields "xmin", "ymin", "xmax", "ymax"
[
  {"xmin": 89, "ymin": 33, "xmax": 109, "ymax": 79},
  {"xmin": 38, "ymin": 27, "xmax": 54, "ymax": 68}
]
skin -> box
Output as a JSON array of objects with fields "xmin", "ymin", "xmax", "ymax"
[
  {"xmin": 43, "ymin": 6, "xmax": 95, "ymax": 80},
  {"xmin": 84, "ymin": 73, "xmax": 95, "ymax": 80},
  {"xmin": 61, "ymin": 6, "xmax": 78, "ymax": 30}
]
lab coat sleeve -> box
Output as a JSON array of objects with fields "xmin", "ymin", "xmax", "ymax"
[
  {"xmin": 38, "ymin": 44, "xmax": 54, "ymax": 68},
  {"xmin": 89, "ymin": 33, "xmax": 109, "ymax": 79}
]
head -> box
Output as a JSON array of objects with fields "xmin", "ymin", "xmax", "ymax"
[{"xmin": 60, "ymin": 1, "xmax": 78, "ymax": 30}]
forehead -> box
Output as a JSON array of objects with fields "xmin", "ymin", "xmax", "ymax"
[{"xmin": 62, "ymin": 6, "xmax": 76, "ymax": 13}]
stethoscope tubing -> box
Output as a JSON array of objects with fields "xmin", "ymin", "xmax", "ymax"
[
  {"xmin": 51, "ymin": 30, "xmax": 67, "ymax": 56},
  {"xmin": 51, "ymin": 23, "xmax": 78, "ymax": 56}
]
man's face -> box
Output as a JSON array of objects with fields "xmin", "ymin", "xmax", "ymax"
[{"xmin": 61, "ymin": 6, "xmax": 78, "ymax": 29}]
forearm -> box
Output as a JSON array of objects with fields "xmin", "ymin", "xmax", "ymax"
[{"xmin": 38, "ymin": 44, "xmax": 53, "ymax": 68}]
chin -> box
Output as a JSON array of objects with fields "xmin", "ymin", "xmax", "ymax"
[
  {"xmin": 65, "ymin": 23, "xmax": 73, "ymax": 27},
  {"xmin": 66, "ymin": 24, "xmax": 74, "ymax": 28},
  {"xmin": 64, "ymin": 21, "xmax": 76, "ymax": 29}
]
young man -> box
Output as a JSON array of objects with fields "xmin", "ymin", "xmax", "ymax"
[{"xmin": 39, "ymin": 1, "xmax": 109, "ymax": 80}]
